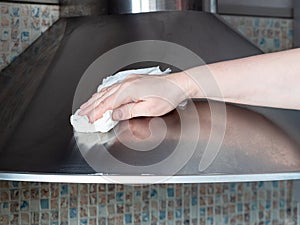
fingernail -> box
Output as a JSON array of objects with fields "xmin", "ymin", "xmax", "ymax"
[{"xmin": 112, "ymin": 110, "xmax": 122, "ymax": 121}]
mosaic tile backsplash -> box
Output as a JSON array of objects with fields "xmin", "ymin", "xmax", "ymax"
[
  {"xmin": 0, "ymin": 2, "xmax": 59, "ymax": 71},
  {"xmin": 222, "ymin": 15, "xmax": 293, "ymax": 53},
  {"xmin": 0, "ymin": 181, "xmax": 298, "ymax": 225}
]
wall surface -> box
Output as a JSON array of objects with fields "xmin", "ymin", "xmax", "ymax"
[
  {"xmin": 0, "ymin": 2, "xmax": 59, "ymax": 71},
  {"xmin": 0, "ymin": 181, "xmax": 298, "ymax": 225},
  {"xmin": 222, "ymin": 15, "xmax": 293, "ymax": 53},
  {"xmin": 0, "ymin": 2, "xmax": 299, "ymax": 225}
]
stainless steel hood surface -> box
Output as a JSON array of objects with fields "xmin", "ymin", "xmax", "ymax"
[{"xmin": 0, "ymin": 11, "xmax": 300, "ymax": 183}]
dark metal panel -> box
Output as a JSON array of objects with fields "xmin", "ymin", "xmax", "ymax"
[
  {"xmin": 295, "ymin": 0, "xmax": 300, "ymax": 47},
  {"xmin": 218, "ymin": 0, "xmax": 293, "ymax": 18}
]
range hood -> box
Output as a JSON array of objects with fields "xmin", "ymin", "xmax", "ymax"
[{"xmin": 1, "ymin": 11, "xmax": 300, "ymax": 184}]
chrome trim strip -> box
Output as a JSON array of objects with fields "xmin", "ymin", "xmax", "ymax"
[
  {"xmin": 0, "ymin": 172, "xmax": 300, "ymax": 184},
  {"xmin": 218, "ymin": 0, "xmax": 293, "ymax": 18}
]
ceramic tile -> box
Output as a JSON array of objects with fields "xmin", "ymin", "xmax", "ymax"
[
  {"xmin": 0, "ymin": 2, "xmax": 59, "ymax": 71},
  {"xmin": 222, "ymin": 15, "xmax": 293, "ymax": 53}
]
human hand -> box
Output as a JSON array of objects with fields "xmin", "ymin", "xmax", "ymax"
[{"xmin": 79, "ymin": 72, "xmax": 194, "ymax": 122}]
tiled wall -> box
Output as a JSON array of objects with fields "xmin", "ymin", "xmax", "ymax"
[
  {"xmin": 222, "ymin": 15, "xmax": 293, "ymax": 53},
  {"xmin": 0, "ymin": 181, "xmax": 298, "ymax": 225},
  {"xmin": 0, "ymin": 2, "xmax": 59, "ymax": 71}
]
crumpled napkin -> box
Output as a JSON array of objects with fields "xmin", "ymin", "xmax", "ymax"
[{"xmin": 70, "ymin": 66, "xmax": 171, "ymax": 133}]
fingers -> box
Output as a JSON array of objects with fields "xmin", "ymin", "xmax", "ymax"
[
  {"xmin": 79, "ymin": 74, "xmax": 140, "ymax": 113},
  {"xmin": 84, "ymin": 89, "xmax": 134, "ymax": 123},
  {"xmin": 79, "ymin": 74, "xmax": 144, "ymax": 121},
  {"xmin": 80, "ymin": 84, "xmax": 119, "ymax": 111},
  {"xmin": 79, "ymin": 84, "xmax": 120, "ymax": 117}
]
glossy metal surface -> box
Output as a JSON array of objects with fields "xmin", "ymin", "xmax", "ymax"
[
  {"xmin": 1, "ymin": 12, "xmax": 299, "ymax": 183},
  {"xmin": 1, "ymin": 172, "xmax": 300, "ymax": 184},
  {"xmin": 108, "ymin": 0, "xmax": 204, "ymax": 14}
]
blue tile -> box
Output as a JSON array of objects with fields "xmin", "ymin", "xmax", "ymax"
[
  {"xmin": 20, "ymin": 201, "xmax": 29, "ymax": 210},
  {"xmin": 150, "ymin": 189, "xmax": 157, "ymax": 198},
  {"xmin": 142, "ymin": 212, "xmax": 149, "ymax": 222},
  {"xmin": 125, "ymin": 214, "xmax": 132, "ymax": 224},
  {"xmin": 274, "ymin": 38, "xmax": 280, "ymax": 49},
  {"xmin": 229, "ymin": 183, "xmax": 236, "ymax": 192},
  {"xmin": 223, "ymin": 216, "xmax": 229, "ymax": 224},
  {"xmin": 11, "ymin": 7, "xmax": 20, "ymax": 17},
  {"xmin": 2, "ymin": 202, "xmax": 9, "ymax": 209},
  {"xmin": 11, "ymin": 181, "xmax": 19, "ymax": 188},
  {"xmin": 31, "ymin": 7, "xmax": 40, "ymax": 18},
  {"xmin": 40, "ymin": 199, "xmax": 49, "ymax": 210},
  {"xmin": 134, "ymin": 190, "xmax": 141, "ymax": 197},
  {"xmin": 266, "ymin": 200, "xmax": 271, "ymax": 209},
  {"xmin": 268, "ymin": 19, "xmax": 274, "ymax": 27},
  {"xmin": 70, "ymin": 208, "xmax": 77, "ymax": 219},
  {"xmin": 200, "ymin": 207, "xmax": 205, "ymax": 216},
  {"xmin": 80, "ymin": 219, "xmax": 88, "ymax": 225},
  {"xmin": 191, "ymin": 196, "xmax": 197, "ymax": 206},
  {"xmin": 50, "ymin": 222, "xmax": 59, "ymax": 225},
  {"xmin": 272, "ymin": 181, "xmax": 278, "ymax": 188},
  {"xmin": 254, "ymin": 18, "xmax": 260, "ymax": 27},
  {"xmin": 98, "ymin": 205, "xmax": 106, "ymax": 216},
  {"xmin": 167, "ymin": 188, "xmax": 174, "ymax": 197},
  {"xmin": 215, "ymin": 194, "xmax": 221, "ymax": 204},
  {"xmin": 159, "ymin": 210, "xmax": 166, "ymax": 220},
  {"xmin": 21, "ymin": 32, "xmax": 30, "ymax": 42},
  {"xmin": 60, "ymin": 184, "xmax": 68, "ymax": 195},
  {"xmin": 207, "ymin": 217, "xmax": 214, "ymax": 225},
  {"xmin": 279, "ymin": 199, "xmax": 285, "ymax": 208},
  {"xmin": 251, "ymin": 203, "xmax": 257, "ymax": 211},
  {"xmin": 175, "ymin": 209, "xmax": 182, "ymax": 219},
  {"xmin": 237, "ymin": 203, "xmax": 243, "ymax": 212},
  {"xmin": 259, "ymin": 38, "xmax": 266, "ymax": 47},
  {"xmin": 116, "ymin": 192, "xmax": 124, "ymax": 202}
]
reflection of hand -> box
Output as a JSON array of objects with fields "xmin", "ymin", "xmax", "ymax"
[{"xmin": 79, "ymin": 73, "xmax": 194, "ymax": 122}]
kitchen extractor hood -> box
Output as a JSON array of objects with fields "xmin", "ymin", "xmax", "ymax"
[{"xmin": 0, "ymin": 11, "xmax": 300, "ymax": 184}]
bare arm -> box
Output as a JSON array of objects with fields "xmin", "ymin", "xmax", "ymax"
[
  {"xmin": 181, "ymin": 48, "xmax": 300, "ymax": 110},
  {"xmin": 80, "ymin": 48, "xmax": 300, "ymax": 121}
]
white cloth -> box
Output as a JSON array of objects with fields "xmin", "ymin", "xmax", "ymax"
[{"xmin": 70, "ymin": 66, "xmax": 171, "ymax": 133}]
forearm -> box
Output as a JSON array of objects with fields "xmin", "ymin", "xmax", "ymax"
[{"xmin": 177, "ymin": 48, "xmax": 300, "ymax": 110}]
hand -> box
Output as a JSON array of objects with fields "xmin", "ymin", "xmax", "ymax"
[{"xmin": 79, "ymin": 73, "xmax": 193, "ymax": 122}]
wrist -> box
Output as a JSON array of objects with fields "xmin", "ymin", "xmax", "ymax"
[{"xmin": 166, "ymin": 71, "xmax": 199, "ymax": 98}]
